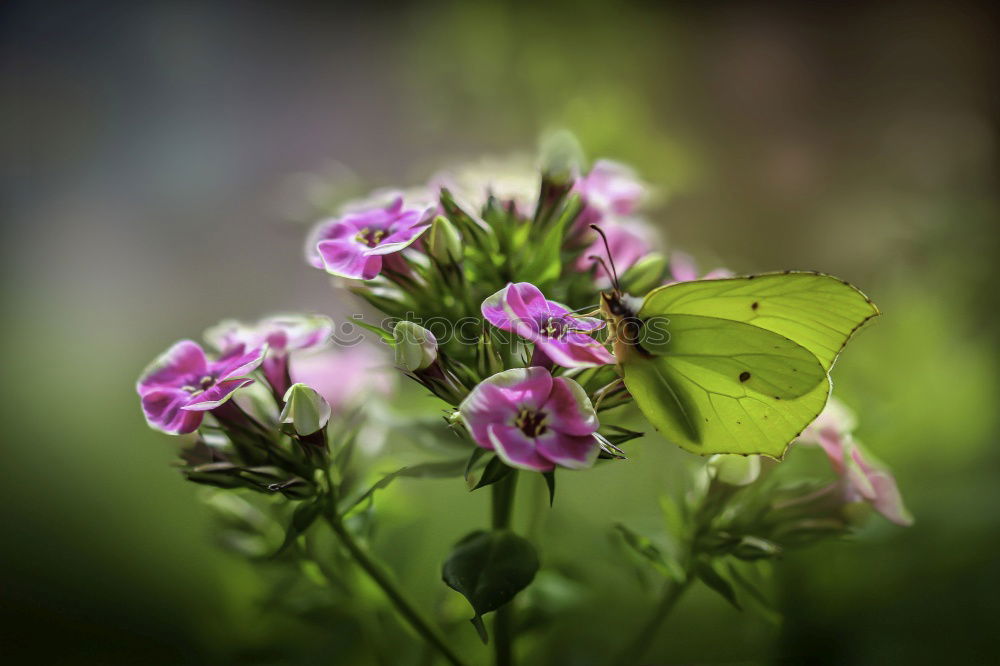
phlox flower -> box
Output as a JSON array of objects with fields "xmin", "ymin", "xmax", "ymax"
[
  {"xmin": 575, "ymin": 222, "xmax": 652, "ymax": 287},
  {"xmin": 137, "ymin": 340, "xmax": 265, "ymax": 435},
  {"xmin": 482, "ymin": 282, "xmax": 614, "ymax": 368},
  {"xmin": 305, "ymin": 196, "xmax": 432, "ymax": 280},
  {"xmin": 573, "ymin": 160, "xmax": 647, "ymax": 229},
  {"xmin": 459, "ymin": 367, "xmax": 600, "ymax": 472},
  {"xmin": 798, "ymin": 399, "xmax": 913, "ymax": 526},
  {"xmin": 666, "ymin": 251, "xmax": 733, "ymax": 283},
  {"xmin": 205, "ymin": 314, "xmax": 333, "ymax": 396}
]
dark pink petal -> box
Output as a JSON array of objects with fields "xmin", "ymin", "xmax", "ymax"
[
  {"xmin": 534, "ymin": 334, "xmax": 615, "ymax": 368},
  {"xmin": 458, "ymin": 368, "xmax": 553, "ymax": 447},
  {"xmin": 136, "ymin": 340, "xmax": 207, "ymax": 394},
  {"xmin": 365, "ymin": 217, "xmax": 431, "ymax": 256},
  {"xmin": 482, "ymin": 284, "xmax": 516, "ymax": 331},
  {"xmin": 566, "ymin": 316, "xmax": 606, "ymax": 332},
  {"xmin": 211, "ymin": 345, "xmax": 266, "ymax": 380},
  {"xmin": 141, "ymin": 388, "xmax": 204, "ymax": 434},
  {"xmin": 503, "ymin": 282, "xmax": 554, "ymax": 325},
  {"xmin": 535, "ymin": 431, "xmax": 600, "ymax": 469},
  {"xmin": 487, "ymin": 424, "xmax": 554, "ymax": 472},
  {"xmin": 183, "ymin": 378, "xmax": 255, "ymax": 412},
  {"xmin": 544, "ymin": 378, "xmax": 599, "ymax": 435},
  {"xmin": 458, "ymin": 383, "xmax": 520, "ymax": 447},
  {"xmin": 317, "ymin": 239, "xmax": 383, "ymax": 279}
]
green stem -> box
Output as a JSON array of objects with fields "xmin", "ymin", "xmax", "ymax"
[
  {"xmin": 615, "ymin": 575, "xmax": 692, "ymax": 666},
  {"xmin": 491, "ymin": 472, "xmax": 519, "ymax": 666},
  {"xmin": 325, "ymin": 512, "xmax": 468, "ymax": 666}
]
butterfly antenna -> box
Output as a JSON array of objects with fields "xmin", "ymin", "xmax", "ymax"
[{"xmin": 589, "ymin": 224, "xmax": 621, "ymax": 291}]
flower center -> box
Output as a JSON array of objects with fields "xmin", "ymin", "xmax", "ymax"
[
  {"xmin": 354, "ymin": 227, "xmax": 387, "ymax": 248},
  {"xmin": 182, "ymin": 375, "xmax": 215, "ymax": 395},
  {"xmin": 515, "ymin": 407, "xmax": 548, "ymax": 438},
  {"xmin": 541, "ymin": 316, "xmax": 570, "ymax": 340}
]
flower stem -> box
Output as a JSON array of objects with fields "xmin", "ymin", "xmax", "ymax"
[
  {"xmin": 324, "ymin": 512, "xmax": 468, "ymax": 666},
  {"xmin": 615, "ymin": 576, "xmax": 692, "ymax": 666},
  {"xmin": 491, "ymin": 471, "xmax": 519, "ymax": 666}
]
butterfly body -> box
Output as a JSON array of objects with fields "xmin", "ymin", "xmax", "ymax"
[{"xmin": 599, "ymin": 272, "xmax": 879, "ymax": 459}]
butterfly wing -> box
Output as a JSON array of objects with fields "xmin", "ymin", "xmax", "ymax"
[
  {"xmin": 622, "ymin": 273, "xmax": 879, "ymax": 458},
  {"xmin": 640, "ymin": 272, "xmax": 880, "ymax": 371}
]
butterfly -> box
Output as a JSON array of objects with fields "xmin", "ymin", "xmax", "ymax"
[{"xmin": 589, "ymin": 227, "xmax": 880, "ymax": 459}]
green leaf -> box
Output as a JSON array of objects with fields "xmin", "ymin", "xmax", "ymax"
[
  {"xmin": 464, "ymin": 447, "xmax": 488, "ymax": 486},
  {"xmin": 726, "ymin": 562, "xmax": 782, "ymax": 625},
  {"xmin": 339, "ymin": 460, "xmax": 468, "ymax": 514},
  {"xmin": 542, "ymin": 471, "xmax": 556, "ymax": 507},
  {"xmin": 694, "ymin": 558, "xmax": 742, "ymax": 610},
  {"xmin": 352, "ymin": 319, "xmax": 395, "ymax": 343},
  {"xmin": 441, "ymin": 530, "xmax": 540, "ymax": 642},
  {"xmin": 470, "ymin": 455, "xmax": 513, "ymax": 491},
  {"xmin": 273, "ymin": 499, "xmax": 323, "ymax": 557}
]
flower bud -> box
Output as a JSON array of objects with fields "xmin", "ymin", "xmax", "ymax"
[
  {"xmin": 393, "ymin": 321, "xmax": 438, "ymax": 372},
  {"xmin": 707, "ymin": 454, "xmax": 761, "ymax": 486},
  {"xmin": 620, "ymin": 252, "xmax": 667, "ymax": 294},
  {"xmin": 279, "ymin": 383, "xmax": 331, "ymax": 436},
  {"xmin": 428, "ymin": 216, "xmax": 463, "ymax": 265}
]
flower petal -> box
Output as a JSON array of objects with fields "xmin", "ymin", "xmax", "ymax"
[
  {"xmin": 544, "ymin": 377, "xmax": 599, "ymax": 436},
  {"xmin": 364, "ymin": 214, "xmax": 431, "ymax": 256},
  {"xmin": 502, "ymin": 282, "xmax": 553, "ymax": 325},
  {"xmin": 212, "ymin": 345, "xmax": 266, "ymax": 380},
  {"xmin": 488, "ymin": 424, "xmax": 554, "ymax": 472},
  {"xmin": 140, "ymin": 388, "xmax": 204, "ymax": 434},
  {"xmin": 482, "ymin": 284, "xmax": 515, "ymax": 331},
  {"xmin": 318, "ymin": 239, "xmax": 383, "ymax": 279},
  {"xmin": 534, "ymin": 335, "xmax": 615, "ymax": 368},
  {"xmin": 183, "ymin": 378, "xmax": 255, "ymax": 411},
  {"xmin": 458, "ymin": 368, "xmax": 553, "ymax": 447},
  {"xmin": 534, "ymin": 431, "xmax": 599, "ymax": 470},
  {"xmin": 136, "ymin": 340, "xmax": 207, "ymax": 394}
]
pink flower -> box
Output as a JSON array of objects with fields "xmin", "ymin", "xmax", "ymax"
[
  {"xmin": 482, "ymin": 282, "xmax": 614, "ymax": 368},
  {"xmin": 575, "ymin": 222, "xmax": 652, "ymax": 287},
  {"xmin": 798, "ymin": 400, "xmax": 913, "ymax": 526},
  {"xmin": 666, "ymin": 251, "xmax": 733, "ymax": 283},
  {"xmin": 289, "ymin": 345, "xmax": 394, "ymax": 414},
  {"xmin": 573, "ymin": 160, "xmax": 646, "ymax": 229},
  {"xmin": 205, "ymin": 314, "xmax": 333, "ymax": 397},
  {"xmin": 305, "ymin": 196, "xmax": 432, "ymax": 280},
  {"xmin": 136, "ymin": 340, "xmax": 265, "ymax": 435},
  {"xmin": 459, "ymin": 367, "xmax": 600, "ymax": 472}
]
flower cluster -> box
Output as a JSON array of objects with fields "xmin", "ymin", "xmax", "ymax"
[{"xmin": 136, "ymin": 145, "xmax": 911, "ymax": 664}]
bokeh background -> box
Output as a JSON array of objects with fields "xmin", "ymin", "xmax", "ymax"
[{"xmin": 2, "ymin": 1, "xmax": 998, "ymax": 664}]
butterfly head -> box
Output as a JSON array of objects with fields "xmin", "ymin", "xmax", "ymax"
[{"xmin": 589, "ymin": 225, "xmax": 645, "ymax": 359}]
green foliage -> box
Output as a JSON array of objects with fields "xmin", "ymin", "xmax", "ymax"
[{"xmin": 442, "ymin": 529, "xmax": 540, "ymax": 643}]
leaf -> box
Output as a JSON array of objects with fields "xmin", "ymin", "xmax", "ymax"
[
  {"xmin": 613, "ymin": 523, "xmax": 685, "ymax": 581},
  {"xmin": 614, "ymin": 523, "xmax": 666, "ymax": 567},
  {"xmin": 726, "ymin": 562, "xmax": 782, "ymax": 625},
  {"xmin": 464, "ymin": 447, "xmax": 488, "ymax": 486},
  {"xmin": 694, "ymin": 558, "xmax": 742, "ymax": 610},
  {"xmin": 273, "ymin": 499, "xmax": 323, "ymax": 557},
  {"xmin": 542, "ymin": 471, "xmax": 556, "ymax": 506},
  {"xmin": 351, "ymin": 319, "xmax": 395, "ymax": 343},
  {"xmin": 441, "ymin": 530, "xmax": 540, "ymax": 643},
  {"xmin": 338, "ymin": 459, "xmax": 468, "ymax": 514},
  {"xmin": 470, "ymin": 455, "xmax": 513, "ymax": 491}
]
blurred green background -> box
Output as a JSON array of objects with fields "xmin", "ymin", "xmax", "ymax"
[{"xmin": 2, "ymin": 1, "xmax": 998, "ymax": 664}]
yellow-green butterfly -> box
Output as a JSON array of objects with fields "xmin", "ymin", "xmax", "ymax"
[{"xmin": 592, "ymin": 230, "xmax": 879, "ymax": 459}]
